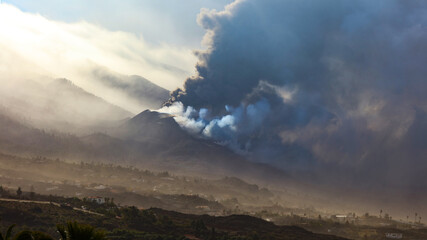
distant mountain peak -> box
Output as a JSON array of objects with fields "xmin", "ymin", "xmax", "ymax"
[
  {"xmin": 89, "ymin": 67, "xmax": 170, "ymax": 110},
  {"xmin": 131, "ymin": 110, "xmax": 173, "ymax": 123},
  {"xmin": 53, "ymin": 78, "xmax": 73, "ymax": 85}
]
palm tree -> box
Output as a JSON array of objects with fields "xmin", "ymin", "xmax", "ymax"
[
  {"xmin": 0, "ymin": 224, "xmax": 16, "ymax": 240},
  {"xmin": 0, "ymin": 224, "xmax": 15, "ymax": 240},
  {"xmin": 57, "ymin": 222, "xmax": 105, "ymax": 240}
]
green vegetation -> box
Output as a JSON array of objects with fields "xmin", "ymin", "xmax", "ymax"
[
  {"xmin": 13, "ymin": 230, "xmax": 53, "ymax": 240},
  {"xmin": 1, "ymin": 154, "xmax": 425, "ymax": 239},
  {"xmin": 57, "ymin": 222, "xmax": 105, "ymax": 240},
  {"xmin": 0, "ymin": 224, "xmax": 15, "ymax": 240},
  {"xmin": 0, "ymin": 222, "xmax": 106, "ymax": 240},
  {"xmin": 0, "ymin": 153, "xmax": 273, "ymax": 215},
  {"xmin": 0, "ymin": 197, "xmax": 346, "ymax": 240}
]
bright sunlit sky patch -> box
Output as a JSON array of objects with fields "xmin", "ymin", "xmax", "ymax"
[
  {"xmin": 0, "ymin": 0, "xmax": 232, "ymax": 92},
  {"xmin": 2, "ymin": 0, "xmax": 232, "ymax": 48},
  {"xmin": 0, "ymin": 0, "xmax": 232, "ymax": 112}
]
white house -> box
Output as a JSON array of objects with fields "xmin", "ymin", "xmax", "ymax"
[
  {"xmin": 385, "ymin": 233, "xmax": 403, "ymax": 239},
  {"xmin": 87, "ymin": 196, "xmax": 105, "ymax": 204}
]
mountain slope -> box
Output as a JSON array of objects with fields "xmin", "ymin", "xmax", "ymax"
[
  {"xmin": 0, "ymin": 108, "xmax": 289, "ymax": 185},
  {"xmin": 0, "ymin": 111, "xmax": 88, "ymax": 158},
  {"xmin": 89, "ymin": 67, "xmax": 170, "ymax": 110},
  {"xmin": 0, "ymin": 104, "xmax": 287, "ymax": 187},
  {"xmin": 0, "ymin": 78, "xmax": 132, "ymax": 133},
  {"xmin": 46, "ymin": 78, "xmax": 132, "ymax": 128},
  {"xmin": 105, "ymin": 110, "xmax": 290, "ymax": 182}
]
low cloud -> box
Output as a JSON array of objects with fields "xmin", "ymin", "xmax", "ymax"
[{"xmin": 0, "ymin": 3, "xmax": 197, "ymax": 112}]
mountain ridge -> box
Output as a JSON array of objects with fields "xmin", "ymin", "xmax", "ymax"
[
  {"xmin": 0, "ymin": 108, "xmax": 290, "ymax": 186},
  {"xmin": 89, "ymin": 67, "xmax": 170, "ymax": 110},
  {"xmin": 0, "ymin": 77, "xmax": 133, "ymax": 133}
]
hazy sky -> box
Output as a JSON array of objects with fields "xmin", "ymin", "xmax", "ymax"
[
  {"xmin": 1, "ymin": 0, "xmax": 427, "ymax": 218},
  {"xmin": 0, "ymin": 1, "xmax": 232, "ymax": 112},
  {"xmin": 3, "ymin": 1, "xmax": 427, "ymax": 176},
  {"xmin": 3, "ymin": 0, "xmax": 232, "ymax": 48},
  {"xmin": 0, "ymin": 0, "xmax": 232, "ymax": 93}
]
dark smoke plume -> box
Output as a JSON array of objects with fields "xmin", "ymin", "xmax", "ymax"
[{"xmin": 162, "ymin": 0, "xmax": 427, "ymax": 189}]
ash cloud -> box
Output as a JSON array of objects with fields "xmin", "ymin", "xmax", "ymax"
[{"xmin": 163, "ymin": 0, "xmax": 427, "ymax": 189}]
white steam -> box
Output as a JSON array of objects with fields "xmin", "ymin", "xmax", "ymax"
[{"xmin": 159, "ymin": 99, "xmax": 271, "ymax": 152}]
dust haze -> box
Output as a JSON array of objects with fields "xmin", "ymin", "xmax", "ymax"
[{"xmin": 0, "ymin": 1, "xmax": 426, "ymax": 239}]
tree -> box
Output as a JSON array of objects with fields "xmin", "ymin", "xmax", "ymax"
[
  {"xmin": 159, "ymin": 215, "xmax": 174, "ymax": 230},
  {"xmin": 209, "ymin": 227, "xmax": 216, "ymax": 240},
  {"xmin": 0, "ymin": 186, "xmax": 6, "ymax": 198},
  {"xmin": 384, "ymin": 213, "xmax": 390, "ymax": 220},
  {"xmin": 250, "ymin": 232, "xmax": 260, "ymax": 240},
  {"xmin": 29, "ymin": 186, "xmax": 35, "ymax": 199},
  {"xmin": 191, "ymin": 220, "xmax": 207, "ymax": 237},
  {"xmin": 122, "ymin": 206, "xmax": 140, "ymax": 222},
  {"xmin": 13, "ymin": 230, "xmax": 53, "ymax": 240},
  {"xmin": 0, "ymin": 224, "xmax": 15, "ymax": 240},
  {"xmin": 57, "ymin": 222, "xmax": 105, "ymax": 240},
  {"xmin": 16, "ymin": 188, "xmax": 22, "ymax": 199}
]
